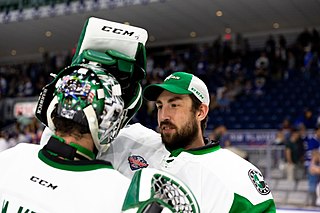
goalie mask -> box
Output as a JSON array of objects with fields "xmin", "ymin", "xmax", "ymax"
[
  {"xmin": 72, "ymin": 48, "xmax": 145, "ymax": 130},
  {"xmin": 35, "ymin": 64, "xmax": 125, "ymax": 153}
]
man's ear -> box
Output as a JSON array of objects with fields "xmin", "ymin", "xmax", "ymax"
[{"xmin": 197, "ymin": 104, "xmax": 209, "ymax": 121}]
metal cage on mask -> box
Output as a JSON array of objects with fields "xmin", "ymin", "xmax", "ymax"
[
  {"xmin": 35, "ymin": 64, "xmax": 125, "ymax": 153},
  {"xmin": 72, "ymin": 48, "xmax": 146, "ymax": 130}
]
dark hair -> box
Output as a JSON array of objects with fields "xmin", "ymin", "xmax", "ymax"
[
  {"xmin": 53, "ymin": 116, "xmax": 90, "ymax": 137},
  {"xmin": 190, "ymin": 94, "xmax": 208, "ymax": 135},
  {"xmin": 53, "ymin": 116, "xmax": 98, "ymax": 155}
]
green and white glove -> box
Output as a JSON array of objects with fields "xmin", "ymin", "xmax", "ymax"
[{"xmin": 70, "ymin": 17, "xmax": 149, "ymax": 129}]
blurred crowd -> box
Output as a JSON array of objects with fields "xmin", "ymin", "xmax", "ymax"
[
  {"xmin": 0, "ymin": 50, "xmax": 72, "ymax": 99},
  {"xmin": 272, "ymin": 116, "xmax": 320, "ymax": 206},
  {"xmin": 135, "ymin": 27, "xmax": 320, "ymax": 128},
  {"xmin": 209, "ymin": 120, "xmax": 320, "ymax": 206},
  {"xmin": 0, "ymin": 115, "xmax": 43, "ymax": 152},
  {"xmin": 1, "ymin": 27, "xmax": 320, "ymax": 174},
  {"xmin": 1, "ymin": 28, "xmax": 320, "ymax": 102}
]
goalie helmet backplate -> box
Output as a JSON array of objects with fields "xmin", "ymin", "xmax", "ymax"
[{"xmin": 35, "ymin": 63, "xmax": 125, "ymax": 153}]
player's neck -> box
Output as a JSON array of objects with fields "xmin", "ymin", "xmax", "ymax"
[
  {"xmin": 45, "ymin": 135, "xmax": 96, "ymax": 160},
  {"xmin": 184, "ymin": 136, "xmax": 205, "ymax": 150},
  {"xmin": 56, "ymin": 131, "xmax": 94, "ymax": 152}
]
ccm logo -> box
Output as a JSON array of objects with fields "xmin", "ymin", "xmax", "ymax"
[
  {"xmin": 30, "ymin": 176, "xmax": 58, "ymax": 190},
  {"xmin": 101, "ymin": 26, "xmax": 134, "ymax": 36}
]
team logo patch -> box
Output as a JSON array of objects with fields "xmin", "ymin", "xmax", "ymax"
[
  {"xmin": 248, "ymin": 169, "xmax": 270, "ymax": 195},
  {"xmin": 128, "ymin": 155, "xmax": 149, "ymax": 171}
]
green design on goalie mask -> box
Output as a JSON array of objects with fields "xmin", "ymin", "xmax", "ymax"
[
  {"xmin": 72, "ymin": 48, "xmax": 146, "ymax": 130},
  {"xmin": 47, "ymin": 64, "xmax": 125, "ymax": 153}
]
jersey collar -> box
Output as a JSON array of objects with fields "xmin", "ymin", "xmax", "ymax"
[
  {"xmin": 45, "ymin": 135, "xmax": 95, "ymax": 160},
  {"xmin": 38, "ymin": 149, "xmax": 113, "ymax": 171},
  {"xmin": 38, "ymin": 135, "xmax": 114, "ymax": 171},
  {"xmin": 169, "ymin": 139, "xmax": 220, "ymax": 157}
]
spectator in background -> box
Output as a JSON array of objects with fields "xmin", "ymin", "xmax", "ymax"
[
  {"xmin": 294, "ymin": 108, "xmax": 317, "ymax": 129},
  {"xmin": 146, "ymin": 55, "xmax": 154, "ymax": 75},
  {"xmin": 303, "ymin": 45, "xmax": 320, "ymax": 79},
  {"xmin": 253, "ymin": 75, "xmax": 266, "ymax": 96},
  {"xmin": 297, "ymin": 28, "xmax": 312, "ymax": 50},
  {"xmin": 285, "ymin": 50, "xmax": 296, "ymax": 80},
  {"xmin": 284, "ymin": 128, "xmax": 305, "ymax": 181},
  {"xmin": 195, "ymin": 55, "xmax": 209, "ymax": 85},
  {"xmin": 216, "ymin": 85, "xmax": 232, "ymax": 111},
  {"xmin": 255, "ymin": 51, "xmax": 270, "ymax": 73},
  {"xmin": 0, "ymin": 75, "xmax": 7, "ymax": 98},
  {"xmin": 34, "ymin": 75, "xmax": 47, "ymax": 95},
  {"xmin": 309, "ymin": 150, "xmax": 320, "ymax": 206},
  {"xmin": 16, "ymin": 75, "xmax": 34, "ymax": 97},
  {"xmin": 5, "ymin": 133, "xmax": 18, "ymax": 148},
  {"xmin": 253, "ymin": 51, "xmax": 269, "ymax": 96},
  {"xmin": 265, "ymin": 35, "xmax": 276, "ymax": 62},
  {"xmin": 209, "ymin": 93, "xmax": 219, "ymax": 111},
  {"xmin": 243, "ymin": 79, "xmax": 253, "ymax": 96},
  {"xmin": 209, "ymin": 124, "xmax": 230, "ymax": 147},
  {"xmin": 274, "ymin": 34, "xmax": 288, "ymax": 80},
  {"xmin": 298, "ymin": 123, "xmax": 309, "ymax": 143},
  {"xmin": 7, "ymin": 77, "xmax": 18, "ymax": 97},
  {"xmin": 15, "ymin": 111, "xmax": 32, "ymax": 133},
  {"xmin": 317, "ymin": 109, "xmax": 320, "ymax": 127},
  {"xmin": 22, "ymin": 119, "xmax": 42, "ymax": 144},
  {"xmin": 273, "ymin": 129, "xmax": 286, "ymax": 146},
  {"xmin": 279, "ymin": 117, "xmax": 293, "ymax": 140},
  {"xmin": 305, "ymin": 126, "xmax": 320, "ymax": 206},
  {"xmin": 209, "ymin": 125, "xmax": 248, "ymax": 160},
  {"xmin": 211, "ymin": 35, "xmax": 222, "ymax": 64}
]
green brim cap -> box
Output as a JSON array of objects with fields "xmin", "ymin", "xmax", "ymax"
[{"xmin": 143, "ymin": 72, "xmax": 210, "ymax": 106}]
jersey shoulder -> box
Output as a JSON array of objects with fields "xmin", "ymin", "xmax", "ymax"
[
  {"xmin": 117, "ymin": 123, "xmax": 161, "ymax": 144},
  {"xmin": 0, "ymin": 143, "xmax": 41, "ymax": 175},
  {"xmin": 0, "ymin": 143, "xmax": 40, "ymax": 158}
]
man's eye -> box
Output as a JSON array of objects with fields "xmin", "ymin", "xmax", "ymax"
[
  {"xmin": 156, "ymin": 105, "xmax": 162, "ymax": 110},
  {"xmin": 171, "ymin": 104, "xmax": 177, "ymax": 107}
]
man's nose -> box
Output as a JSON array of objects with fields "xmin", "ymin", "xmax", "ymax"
[{"xmin": 159, "ymin": 106, "xmax": 170, "ymax": 121}]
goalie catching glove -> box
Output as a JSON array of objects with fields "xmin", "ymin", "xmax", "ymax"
[
  {"xmin": 122, "ymin": 168, "xmax": 200, "ymax": 213},
  {"xmin": 69, "ymin": 17, "xmax": 148, "ymax": 129}
]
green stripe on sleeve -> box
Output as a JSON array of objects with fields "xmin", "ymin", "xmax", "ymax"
[{"xmin": 229, "ymin": 193, "xmax": 276, "ymax": 213}]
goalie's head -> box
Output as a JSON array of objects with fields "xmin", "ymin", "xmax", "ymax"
[{"xmin": 35, "ymin": 64, "xmax": 125, "ymax": 153}]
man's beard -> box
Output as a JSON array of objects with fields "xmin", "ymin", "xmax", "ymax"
[{"xmin": 160, "ymin": 115, "xmax": 199, "ymax": 151}]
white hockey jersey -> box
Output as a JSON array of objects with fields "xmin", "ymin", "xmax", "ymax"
[
  {"xmin": 0, "ymin": 143, "xmax": 130, "ymax": 213},
  {"xmin": 41, "ymin": 124, "xmax": 276, "ymax": 212},
  {"xmin": 104, "ymin": 124, "xmax": 276, "ymax": 212}
]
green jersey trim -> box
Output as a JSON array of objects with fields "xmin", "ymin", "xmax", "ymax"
[
  {"xmin": 38, "ymin": 150, "xmax": 113, "ymax": 171},
  {"xmin": 170, "ymin": 144, "xmax": 221, "ymax": 157},
  {"xmin": 69, "ymin": 142, "xmax": 95, "ymax": 160},
  {"xmin": 122, "ymin": 169, "xmax": 142, "ymax": 210},
  {"xmin": 229, "ymin": 193, "xmax": 276, "ymax": 213}
]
